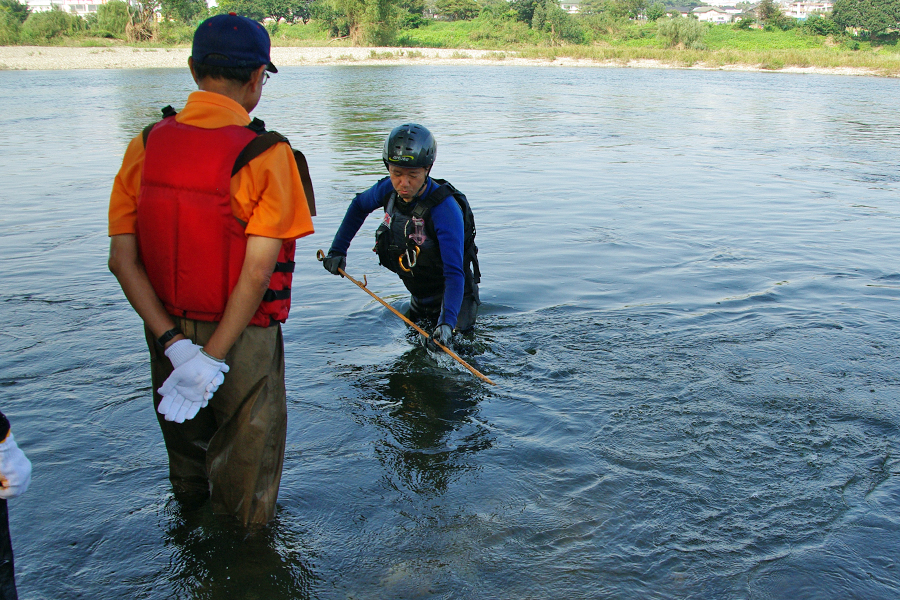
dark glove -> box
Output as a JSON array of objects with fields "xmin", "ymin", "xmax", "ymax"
[
  {"xmin": 322, "ymin": 251, "xmax": 346, "ymax": 276},
  {"xmin": 425, "ymin": 323, "xmax": 453, "ymax": 352}
]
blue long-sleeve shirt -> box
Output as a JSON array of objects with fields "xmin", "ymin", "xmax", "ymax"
[{"xmin": 329, "ymin": 177, "xmax": 466, "ymax": 328}]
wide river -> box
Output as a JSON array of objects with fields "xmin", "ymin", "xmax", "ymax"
[{"xmin": 1, "ymin": 64, "xmax": 899, "ymax": 599}]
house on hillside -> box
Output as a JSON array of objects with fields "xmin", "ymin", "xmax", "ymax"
[
  {"xmin": 26, "ymin": 0, "xmax": 109, "ymax": 17},
  {"xmin": 668, "ymin": 6, "xmax": 694, "ymax": 17},
  {"xmin": 560, "ymin": 1, "xmax": 580, "ymax": 14},
  {"xmin": 693, "ymin": 6, "xmax": 732, "ymax": 23},
  {"xmin": 783, "ymin": 1, "xmax": 833, "ymax": 20}
]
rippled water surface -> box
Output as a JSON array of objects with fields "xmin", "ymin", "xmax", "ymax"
[{"xmin": 1, "ymin": 65, "xmax": 899, "ymax": 599}]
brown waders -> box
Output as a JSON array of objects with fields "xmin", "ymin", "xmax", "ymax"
[{"xmin": 146, "ymin": 318, "xmax": 287, "ymax": 527}]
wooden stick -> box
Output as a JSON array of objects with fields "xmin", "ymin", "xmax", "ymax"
[{"xmin": 318, "ymin": 250, "xmax": 496, "ymax": 385}]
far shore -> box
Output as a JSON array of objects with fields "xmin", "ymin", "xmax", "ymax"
[{"xmin": 0, "ymin": 45, "xmax": 890, "ymax": 77}]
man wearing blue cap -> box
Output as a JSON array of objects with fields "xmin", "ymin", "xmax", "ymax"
[{"xmin": 108, "ymin": 13, "xmax": 314, "ymax": 526}]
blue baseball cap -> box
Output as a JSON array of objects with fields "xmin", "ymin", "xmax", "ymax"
[{"xmin": 192, "ymin": 13, "xmax": 277, "ymax": 73}]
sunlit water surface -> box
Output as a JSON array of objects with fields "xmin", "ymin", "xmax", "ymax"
[{"xmin": 1, "ymin": 65, "xmax": 899, "ymax": 599}]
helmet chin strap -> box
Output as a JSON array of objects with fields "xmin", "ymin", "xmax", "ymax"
[{"xmin": 412, "ymin": 175, "xmax": 430, "ymax": 199}]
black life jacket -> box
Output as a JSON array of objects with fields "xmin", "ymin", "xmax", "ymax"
[{"xmin": 374, "ymin": 178, "xmax": 480, "ymax": 299}]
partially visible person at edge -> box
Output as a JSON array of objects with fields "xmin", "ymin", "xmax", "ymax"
[
  {"xmin": 0, "ymin": 410, "xmax": 31, "ymax": 600},
  {"xmin": 107, "ymin": 13, "xmax": 314, "ymax": 527},
  {"xmin": 322, "ymin": 124, "xmax": 481, "ymax": 350}
]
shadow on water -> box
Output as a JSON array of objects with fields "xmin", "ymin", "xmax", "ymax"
[{"xmin": 161, "ymin": 502, "xmax": 318, "ymax": 600}]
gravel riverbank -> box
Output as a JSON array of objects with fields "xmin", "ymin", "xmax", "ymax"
[
  {"xmin": 0, "ymin": 45, "xmax": 885, "ymax": 76},
  {"xmin": 0, "ymin": 46, "xmax": 546, "ymax": 70}
]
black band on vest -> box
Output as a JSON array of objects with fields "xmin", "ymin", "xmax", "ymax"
[
  {"xmin": 273, "ymin": 260, "xmax": 295, "ymax": 273},
  {"xmin": 262, "ymin": 288, "xmax": 291, "ymax": 302}
]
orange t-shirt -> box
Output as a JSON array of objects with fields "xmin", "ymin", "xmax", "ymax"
[{"xmin": 108, "ymin": 91, "xmax": 314, "ymax": 241}]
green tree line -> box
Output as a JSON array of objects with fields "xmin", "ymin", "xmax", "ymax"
[{"xmin": 0, "ymin": 0, "xmax": 897, "ymax": 46}]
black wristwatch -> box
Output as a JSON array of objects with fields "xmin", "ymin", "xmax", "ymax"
[{"xmin": 156, "ymin": 326, "xmax": 183, "ymax": 349}]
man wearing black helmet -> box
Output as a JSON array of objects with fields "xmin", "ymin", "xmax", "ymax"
[{"xmin": 323, "ymin": 124, "xmax": 480, "ymax": 348}]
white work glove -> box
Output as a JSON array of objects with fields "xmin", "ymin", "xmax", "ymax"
[
  {"xmin": 164, "ymin": 338, "xmax": 201, "ymax": 369},
  {"xmin": 157, "ymin": 350, "xmax": 229, "ymax": 423},
  {"xmin": 156, "ymin": 339, "xmax": 203, "ymax": 423},
  {"xmin": 0, "ymin": 432, "xmax": 32, "ymax": 499}
]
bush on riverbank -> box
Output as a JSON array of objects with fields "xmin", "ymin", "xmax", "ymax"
[
  {"xmin": 0, "ymin": 0, "xmax": 27, "ymax": 44},
  {"xmin": 20, "ymin": 7, "xmax": 84, "ymax": 43},
  {"xmin": 657, "ymin": 17, "xmax": 705, "ymax": 49}
]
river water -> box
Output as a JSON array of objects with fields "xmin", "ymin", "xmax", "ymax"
[{"xmin": 1, "ymin": 64, "xmax": 899, "ymax": 599}]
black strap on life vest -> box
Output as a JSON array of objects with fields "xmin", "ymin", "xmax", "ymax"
[
  {"xmin": 262, "ymin": 288, "xmax": 292, "ymax": 302},
  {"xmin": 141, "ymin": 106, "xmax": 317, "ymax": 217},
  {"xmin": 232, "ymin": 130, "xmax": 317, "ymax": 217},
  {"xmin": 411, "ymin": 184, "xmax": 453, "ymax": 218},
  {"xmin": 232, "ymin": 130, "xmax": 283, "ymax": 175},
  {"xmin": 246, "ymin": 117, "xmax": 266, "ymax": 134},
  {"xmin": 410, "ymin": 181, "xmax": 481, "ymax": 284},
  {"xmin": 273, "ymin": 260, "xmax": 295, "ymax": 273}
]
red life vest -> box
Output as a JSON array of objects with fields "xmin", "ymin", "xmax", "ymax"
[{"xmin": 136, "ymin": 116, "xmax": 294, "ymax": 328}]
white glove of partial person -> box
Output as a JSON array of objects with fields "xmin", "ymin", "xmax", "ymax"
[
  {"xmin": 157, "ymin": 349, "xmax": 229, "ymax": 423},
  {"xmin": 0, "ymin": 432, "xmax": 32, "ymax": 499}
]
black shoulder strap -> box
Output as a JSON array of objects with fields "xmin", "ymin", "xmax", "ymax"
[
  {"xmin": 141, "ymin": 124, "xmax": 154, "ymax": 148},
  {"xmin": 247, "ymin": 117, "xmax": 266, "ymax": 134},
  {"xmin": 412, "ymin": 180, "xmax": 457, "ymax": 218},
  {"xmin": 417, "ymin": 178, "xmax": 481, "ymax": 283},
  {"xmin": 141, "ymin": 105, "xmax": 178, "ymax": 147},
  {"xmin": 292, "ymin": 148, "xmax": 317, "ymax": 218},
  {"xmin": 232, "ymin": 131, "xmax": 288, "ymax": 176},
  {"xmin": 232, "ymin": 129, "xmax": 317, "ymax": 217}
]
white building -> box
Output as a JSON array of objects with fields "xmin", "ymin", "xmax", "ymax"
[
  {"xmin": 783, "ymin": 1, "xmax": 833, "ymax": 19},
  {"xmin": 27, "ymin": 0, "xmax": 110, "ymax": 17},
  {"xmin": 693, "ymin": 6, "xmax": 732, "ymax": 23},
  {"xmin": 560, "ymin": 1, "xmax": 579, "ymax": 14}
]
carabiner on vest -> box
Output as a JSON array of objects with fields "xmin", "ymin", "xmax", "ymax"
[{"xmin": 399, "ymin": 245, "xmax": 420, "ymax": 272}]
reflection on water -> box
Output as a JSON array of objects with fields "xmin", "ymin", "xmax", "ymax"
[
  {"xmin": 324, "ymin": 68, "xmax": 410, "ymax": 177},
  {"xmin": 164, "ymin": 504, "xmax": 317, "ymax": 600},
  {"xmin": 349, "ymin": 349, "xmax": 493, "ymax": 498}
]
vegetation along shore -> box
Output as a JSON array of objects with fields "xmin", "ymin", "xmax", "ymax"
[{"xmin": 0, "ymin": 0, "xmax": 898, "ymax": 76}]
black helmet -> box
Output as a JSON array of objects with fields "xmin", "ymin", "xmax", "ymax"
[{"xmin": 383, "ymin": 123, "xmax": 436, "ymax": 170}]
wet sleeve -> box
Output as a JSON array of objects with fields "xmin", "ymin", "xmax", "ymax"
[
  {"xmin": 431, "ymin": 198, "xmax": 466, "ymax": 329},
  {"xmin": 108, "ymin": 135, "xmax": 145, "ymax": 236},
  {"xmin": 235, "ymin": 142, "xmax": 314, "ymax": 241},
  {"xmin": 328, "ymin": 178, "xmax": 393, "ymax": 256}
]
